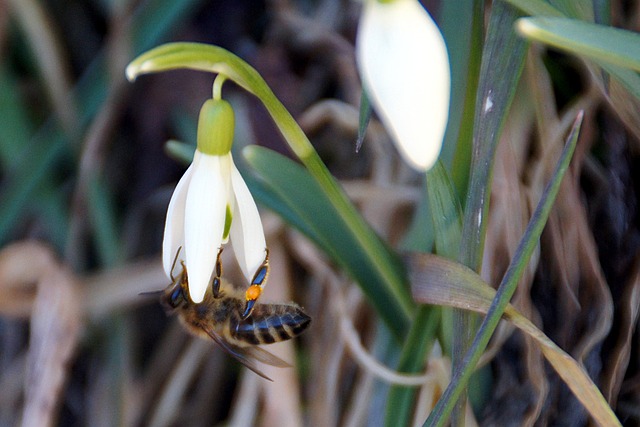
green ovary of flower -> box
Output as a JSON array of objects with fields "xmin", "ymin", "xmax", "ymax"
[{"xmin": 197, "ymin": 99, "xmax": 234, "ymax": 156}]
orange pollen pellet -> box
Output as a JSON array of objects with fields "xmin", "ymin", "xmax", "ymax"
[{"xmin": 246, "ymin": 285, "xmax": 262, "ymax": 301}]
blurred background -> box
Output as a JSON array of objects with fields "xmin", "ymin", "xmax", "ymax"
[{"xmin": 0, "ymin": 0, "xmax": 639, "ymax": 426}]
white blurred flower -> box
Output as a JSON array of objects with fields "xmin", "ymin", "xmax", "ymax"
[
  {"xmin": 356, "ymin": 0, "xmax": 451, "ymax": 172},
  {"xmin": 162, "ymin": 98, "xmax": 266, "ymax": 303}
]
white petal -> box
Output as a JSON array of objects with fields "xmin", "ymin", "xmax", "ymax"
[
  {"xmin": 184, "ymin": 151, "xmax": 229, "ymax": 303},
  {"xmin": 162, "ymin": 162, "xmax": 194, "ymax": 278},
  {"xmin": 356, "ymin": 0, "xmax": 450, "ymax": 171},
  {"xmin": 228, "ymin": 157, "xmax": 266, "ymax": 282}
]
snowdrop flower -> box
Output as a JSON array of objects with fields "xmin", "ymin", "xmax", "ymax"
[
  {"xmin": 163, "ymin": 98, "xmax": 267, "ymax": 305},
  {"xmin": 356, "ymin": 0, "xmax": 450, "ymax": 171}
]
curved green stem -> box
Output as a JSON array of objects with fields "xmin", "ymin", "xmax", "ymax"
[
  {"xmin": 212, "ymin": 74, "xmax": 226, "ymax": 100},
  {"xmin": 127, "ymin": 42, "xmax": 414, "ymax": 332}
]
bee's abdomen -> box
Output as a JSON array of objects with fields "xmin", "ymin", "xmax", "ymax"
[{"xmin": 230, "ymin": 303, "xmax": 311, "ymax": 345}]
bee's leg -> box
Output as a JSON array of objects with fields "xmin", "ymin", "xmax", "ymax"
[
  {"xmin": 242, "ymin": 248, "xmax": 269, "ymax": 319},
  {"xmin": 169, "ymin": 246, "xmax": 183, "ymax": 283},
  {"xmin": 211, "ymin": 248, "xmax": 224, "ymax": 298},
  {"xmin": 180, "ymin": 261, "xmax": 188, "ymax": 283}
]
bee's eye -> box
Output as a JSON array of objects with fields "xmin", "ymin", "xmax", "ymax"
[{"xmin": 169, "ymin": 287, "xmax": 185, "ymax": 308}]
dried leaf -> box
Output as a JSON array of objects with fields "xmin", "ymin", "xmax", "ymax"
[
  {"xmin": 21, "ymin": 259, "xmax": 82, "ymax": 427},
  {"xmin": 410, "ymin": 253, "xmax": 621, "ymax": 427},
  {"xmin": 0, "ymin": 242, "xmax": 58, "ymax": 317},
  {"xmin": 601, "ymin": 257, "xmax": 640, "ymax": 404}
]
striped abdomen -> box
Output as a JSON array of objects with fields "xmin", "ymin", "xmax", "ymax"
[{"xmin": 228, "ymin": 303, "xmax": 311, "ymax": 346}]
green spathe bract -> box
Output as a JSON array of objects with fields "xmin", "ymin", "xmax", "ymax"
[{"xmin": 197, "ymin": 99, "xmax": 234, "ymax": 156}]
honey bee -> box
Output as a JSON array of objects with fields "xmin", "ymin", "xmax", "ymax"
[{"xmin": 161, "ymin": 260, "xmax": 310, "ymax": 380}]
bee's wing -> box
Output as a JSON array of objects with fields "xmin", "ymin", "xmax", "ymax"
[
  {"xmin": 239, "ymin": 345, "xmax": 291, "ymax": 368},
  {"xmin": 200, "ymin": 324, "xmax": 290, "ymax": 381}
]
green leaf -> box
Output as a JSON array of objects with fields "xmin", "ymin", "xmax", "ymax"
[
  {"xmin": 593, "ymin": 0, "xmax": 611, "ymax": 25},
  {"xmin": 517, "ymin": 17, "xmax": 640, "ymax": 72},
  {"xmin": 506, "ymin": 0, "xmax": 593, "ymax": 21},
  {"xmin": 507, "ymin": 5, "xmax": 640, "ymax": 132},
  {"xmin": 243, "ymin": 145, "xmax": 413, "ymax": 339},
  {"xmin": 424, "ymin": 112, "xmax": 583, "ymax": 427},
  {"xmin": 164, "ymin": 139, "xmax": 195, "ymax": 164},
  {"xmin": 503, "ymin": 0, "xmax": 564, "ymax": 17},
  {"xmin": 441, "ymin": 0, "xmax": 483, "ymax": 197},
  {"xmin": 0, "ymin": 128, "xmax": 67, "ymax": 243},
  {"xmin": 458, "ymin": 0, "xmax": 527, "ymax": 272},
  {"xmin": 35, "ymin": 184, "xmax": 69, "ymax": 251},
  {"xmin": 426, "ymin": 162, "xmax": 463, "ymax": 260},
  {"xmin": 447, "ymin": 6, "xmax": 528, "ymax": 421},
  {"xmin": 548, "ymin": 0, "xmax": 593, "ymax": 20},
  {"xmin": 356, "ymin": 88, "xmax": 372, "ymax": 153},
  {"xmin": 384, "ymin": 307, "xmax": 439, "ymax": 426},
  {"xmin": 400, "ymin": 195, "xmax": 435, "ymax": 253},
  {"xmin": 0, "ymin": 0, "xmax": 201, "ymax": 245},
  {"xmin": 88, "ymin": 174, "xmax": 122, "ymax": 268},
  {"xmin": 0, "ymin": 64, "xmax": 34, "ymax": 171}
]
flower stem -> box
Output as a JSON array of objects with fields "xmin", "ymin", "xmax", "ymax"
[
  {"xmin": 127, "ymin": 43, "xmax": 414, "ymax": 331},
  {"xmin": 212, "ymin": 74, "xmax": 226, "ymax": 100}
]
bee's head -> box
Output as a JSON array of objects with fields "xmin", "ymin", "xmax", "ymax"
[{"xmin": 161, "ymin": 280, "xmax": 190, "ymax": 311}]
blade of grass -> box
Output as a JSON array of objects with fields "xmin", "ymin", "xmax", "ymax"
[
  {"xmin": 385, "ymin": 161, "xmax": 462, "ymax": 426},
  {"xmin": 0, "ymin": 127, "xmax": 68, "ymax": 243},
  {"xmin": 506, "ymin": 1, "xmax": 640, "ymax": 133},
  {"xmin": 503, "ymin": 0, "xmax": 564, "ymax": 17},
  {"xmin": 423, "ymin": 112, "xmax": 583, "ymax": 427},
  {"xmin": 442, "ymin": 0, "xmax": 484, "ymax": 198},
  {"xmin": 428, "ymin": 162, "xmax": 468, "ymax": 427},
  {"xmin": 355, "ymin": 88, "xmax": 371, "ymax": 153},
  {"xmin": 384, "ymin": 308, "xmax": 440, "ymax": 426},
  {"xmin": 400, "ymin": 195, "xmax": 435, "ymax": 253},
  {"xmin": 7, "ymin": 0, "xmax": 77, "ymax": 132},
  {"xmin": 35, "ymin": 184, "xmax": 69, "ymax": 250},
  {"xmin": 410, "ymin": 252, "xmax": 621, "ymax": 426},
  {"xmin": 88, "ymin": 174, "xmax": 122, "ymax": 267},
  {"xmin": 458, "ymin": 0, "xmax": 527, "ymax": 273},
  {"xmin": 513, "ymin": 14, "xmax": 640, "ymax": 110},
  {"xmin": 516, "ymin": 17, "xmax": 640, "ymax": 72},
  {"xmin": 593, "ymin": 0, "xmax": 610, "ymax": 25},
  {"xmin": 0, "ymin": 0, "xmax": 201, "ymax": 245},
  {"xmin": 0, "ymin": 64, "xmax": 33, "ymax": 171},
  {"xmin": 448, "ymin": 3, "xmax": 527, "ymax": 424},
  {"xmin": 549, "ymin": 0, "xmax": 593, "ymax": 20}
]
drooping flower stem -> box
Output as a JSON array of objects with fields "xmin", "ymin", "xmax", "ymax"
[
  {"xmin": 212, "ymin": 74, "xmax": 227, "ymax": 101},
  {"xmin": 127, "ymin": 43, "xmax": 414, "ymax": 329}
]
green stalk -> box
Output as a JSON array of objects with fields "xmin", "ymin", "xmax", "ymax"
[
  {"xmin": 126, "ymin": 43, "xmax": 414, "ymax": 329},
  {"xmin": 441, "ymin": 2, "xmax": 484, "ymax": 424},
  {"xmin": 385, "ymin": 161, "xmax": 462, "ymax": 426},
  {"xmin": 449, "ymin": 4, "xmax": 527, "ymax": 421},
  {"xmin": 446, "ymin": 0, "xmax": 484, "ymax": 199}
]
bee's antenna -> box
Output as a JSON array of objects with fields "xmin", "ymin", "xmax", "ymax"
[{"xmin": 139, "ymin": 290, "xmax": 164, "ymax": 297}]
